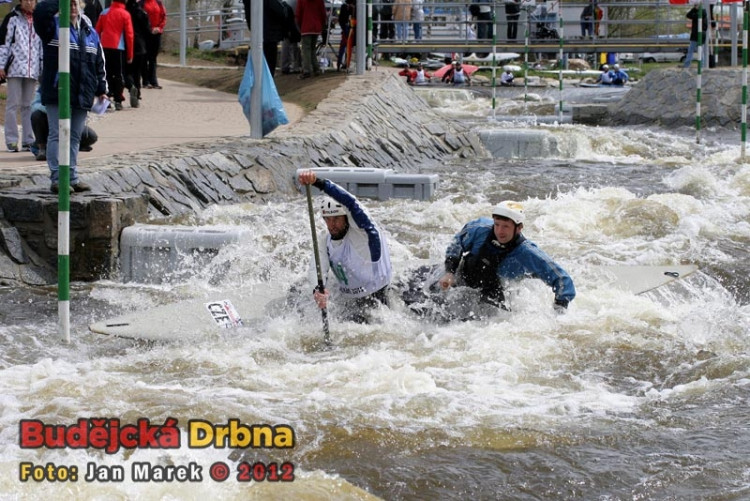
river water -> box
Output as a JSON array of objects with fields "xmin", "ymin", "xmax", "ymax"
[{"xmin": 1, "ymin": 90, "xmax": 749, "ymax": 500}]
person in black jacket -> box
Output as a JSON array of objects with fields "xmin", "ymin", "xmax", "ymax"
[
  {"xmin": 280, "ymin": 0, "xmax": 301, "ymax": 74},
  {"xmin": 379, "ymin": 0, "xmax": 394, "ymax": 41},
  {"xmin": 336, "ymin": 0, "xmax": 354, "ymax": 70},
  {"xmin": 243, "ymin": 0, "xmax": 288, "ymax": 76},
  {"xmin": 505, "ymin": 0, "xmax": 520, "ymax": 41},
  {"xmin": 33, "ymin": 0, "xmax": 107, "ymax": 193},
  {"xmin": 125, "ymin": 0, "xmax": 150, "ymax": 107},
  {"xmin": 83, "ymin": 0, "xmax": 102, "ymax": 26},
  {"xmin": 683, "ymin": 5, "xmax": 708, "ymax": 68}
]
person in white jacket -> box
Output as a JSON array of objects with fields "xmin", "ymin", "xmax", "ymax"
[
  {"xmin": 411, "ymin": 0, "xmax": 424, "ymax": 40},
  {"xmin": 0, "ymin": 0, "xmax": 43, "ymax": 153},
  {"xmin": 298, "ymin": 169, "xmax": 393, "ymax": 323}
]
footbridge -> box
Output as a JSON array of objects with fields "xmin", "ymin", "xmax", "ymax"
[
  {"xmin": 166, "ymin": 0, "xmax": 745, "ymax": 66},
  {"xmin": 368, "ymin": 0, "xmax": 743, "ymax": 62}
]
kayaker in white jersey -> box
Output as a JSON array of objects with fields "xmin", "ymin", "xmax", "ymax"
[{"xmin": 298, "ymin": 169, "xmax": 393, "ymax": 323}]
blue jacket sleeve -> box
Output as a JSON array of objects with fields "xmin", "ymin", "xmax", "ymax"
[
  {"xmin": 500, "ymin": 240, "xmax": 576, "ymax": 305},
  {"xmin": 317, "ymin": 178, "xmax": 383, "ymax": 262},
  {"xmin": 93, "ymin": 30, "xmax": 107, "ymax": 96}
]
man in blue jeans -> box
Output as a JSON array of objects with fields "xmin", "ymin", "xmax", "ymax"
[
  {"xmin": 683, "ymin": 5, "xmax": 708, "ymax": 68},
  {"xmin": 34, "ymin": 0, "xmax": 107, "ymax": 194}
]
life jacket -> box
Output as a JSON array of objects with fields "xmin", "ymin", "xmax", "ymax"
[
  {"xmin": 453, "ymin": 68, "xmax": 465, "ymax": 83},
  {"xmin": 414, "ymin": 69, "xmax": 426, "ymax": 84},
  {"xmin": 459, "ymin": 232, "xmax": 525, "ymax": 305}
]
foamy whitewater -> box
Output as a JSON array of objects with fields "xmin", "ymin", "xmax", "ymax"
[{"xmin": 1, "ymin": 92, "xmax": 749, "ymax": 500}]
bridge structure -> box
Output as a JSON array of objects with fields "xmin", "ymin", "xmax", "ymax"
[
  {"xmin": 366, "ymin": 0, "xmax": 743, "ymax": 64},
  {"xmin": 167, "ymin": 0, "xmax": 745, "ymax": 66},
  {"xmin": 373, "ymin": 37, "xmax": 698, "ymax": 57}
]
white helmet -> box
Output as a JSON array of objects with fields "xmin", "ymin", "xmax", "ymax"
[
  {"xmin": 492, "ymin": 201, "xmax": 525, "ymax": 225},
  {"xmin": 319, "ymin": 197, "xmax": 347, "ymax": 218}
]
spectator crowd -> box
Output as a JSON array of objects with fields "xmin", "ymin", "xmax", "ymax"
[{"xmin": 0, "ymin": 0, "xmax": 165, "ymax": 192}]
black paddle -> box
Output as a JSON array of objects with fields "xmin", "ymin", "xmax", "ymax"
[{"xmin": 305, "ymin": 184, "xmax": 332, "ymax": 347}]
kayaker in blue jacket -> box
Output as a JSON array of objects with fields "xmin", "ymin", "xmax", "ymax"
[{"xmin": 437, "ymin": 201, "xmax": 575, "ymax": 312}]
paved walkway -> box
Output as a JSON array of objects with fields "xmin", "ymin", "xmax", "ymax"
[{"xmin": 0, "ymin": 78, "xmax": 303, "ymax": 180}]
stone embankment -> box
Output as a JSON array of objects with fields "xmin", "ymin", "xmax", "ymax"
[
  {"xmin": 607, "ymin": 68, "xmax": 748, "ymax": 128},
  {"xmin": 0, "ymin": 72, "xmax": 485, "ymax": 285}
]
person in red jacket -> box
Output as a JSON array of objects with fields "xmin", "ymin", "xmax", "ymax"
[
  {"xmin": 295, "ymin": 0, "xmax": 326, "ymax": 79},
  {"xmin": 140, "ymin": 0, "xmax": 165, "ymax": 88},
  {"xmin": 398, "ymin": 67, "xmax": 415, "ymax": 84},
  {"xmin": 96, "ymin": 0, "xmax": 133, "ymax": 110}
]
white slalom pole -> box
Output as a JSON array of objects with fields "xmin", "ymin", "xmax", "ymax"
[
  {"xmin": 179, "ymin": 0, "xmax": 186, "ymax": 66},
  {"xmin": 357, "ymin": 0, "xmax": 365, "ymax": 74},
  {"xmin": 366, "ymin": 0, "xmax": 372, "ymax": 70},
  {"xmin": 695, "ymin": 2, "xmax": 705, "ymax": 144},
  {"xmin": 558, "ymin": 4, "xmax": 564, "ymax": 123},
  {"xmin": 524, "ymin": 16, "xmax": 529, "ymax": 114},
  {"xmin": 491, "ymin": 5, "xmax": 497, "ymax": 121},
  {"xmin": 742, "ymin": 5, "xmax": 748, "ymax": 160}
]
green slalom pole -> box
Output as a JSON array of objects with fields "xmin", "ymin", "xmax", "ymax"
[
  {"xmin": 523, "ymin": 19, "xmax": 529, "ymax": 113},
  {"xmin": 742, "ymin": 6, "xmax": 748, "ymax": 160},
  {"xmin": 491, "ymin": 7, "xmax": 497, "ymax": 120},
  {"xmin": 366, "ymin": 0, "xmax": 372, "ymax": 69},
  {"xmin": 558, "ymin": 9, "xmax": 564, "ymax": 123},
  {"xmin": 696, "ymin": 4, "xmax": 703, "ymax": 144},
  {"xmin": 58, "ymin": 0, "xmax": 72, "ymax": 343}
]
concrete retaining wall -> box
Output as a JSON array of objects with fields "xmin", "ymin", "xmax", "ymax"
[{"xmin": 0, "ymin": 194, "xmax": 148, "ymax": 284}]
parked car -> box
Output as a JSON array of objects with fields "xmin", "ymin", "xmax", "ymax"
[{"xmin": 639, "ymin": 51, "xmax": 686, "ymax": 63}]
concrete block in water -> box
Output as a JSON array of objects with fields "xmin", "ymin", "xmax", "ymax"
[
  {"xmin": 571, "ymin": 104, "xmax": 610, "ymax": 125},
  {"xmin": 120, "ymin": 225, "xmax": 250, "ymax": 283},
  {"xmin": 477, "ymin": 129, "xmax": 560, "ymax": 159},
  {"xmin": 384, "ymin": 173, "xmax": 440, "ymax": 201},
  {"xmin": 296, "ymin": 167, "xmax": 439, "ymax": 201}
]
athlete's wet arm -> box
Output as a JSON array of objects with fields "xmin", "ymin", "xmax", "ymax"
[
  {"xmin": 538, "ymin": 258, "xmax": 576, "ymax": 306},
  {"xmin": 313, "ymin": 179, "xmax": 368, "ymax": 225},
  {"xmin": 518, "ymin": 251, "xmax": 576, "ymax": 306},
  {"xmin": 444, "ymin": 224, "xmax": 475, "ymax": 273},
  {"xmin": 444, "ymin": 256, "xmax": 461, "ymax": 274},
  {"xmin": 315, "ymin": 178, "xmax": 384, "ymax": 262},
  {"xmin": 548, "ymin": 271, "xmax": 575, "ymax": 307}
]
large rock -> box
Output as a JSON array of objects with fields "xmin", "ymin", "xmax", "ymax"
[{"xmin": 607, "ymin": 68, "xmax": 747, "ymax": 128}]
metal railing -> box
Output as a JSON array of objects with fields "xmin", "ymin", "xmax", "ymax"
[{"xmin": 163, "ymin": 1, "xmax": 743, "ymax": 58}]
